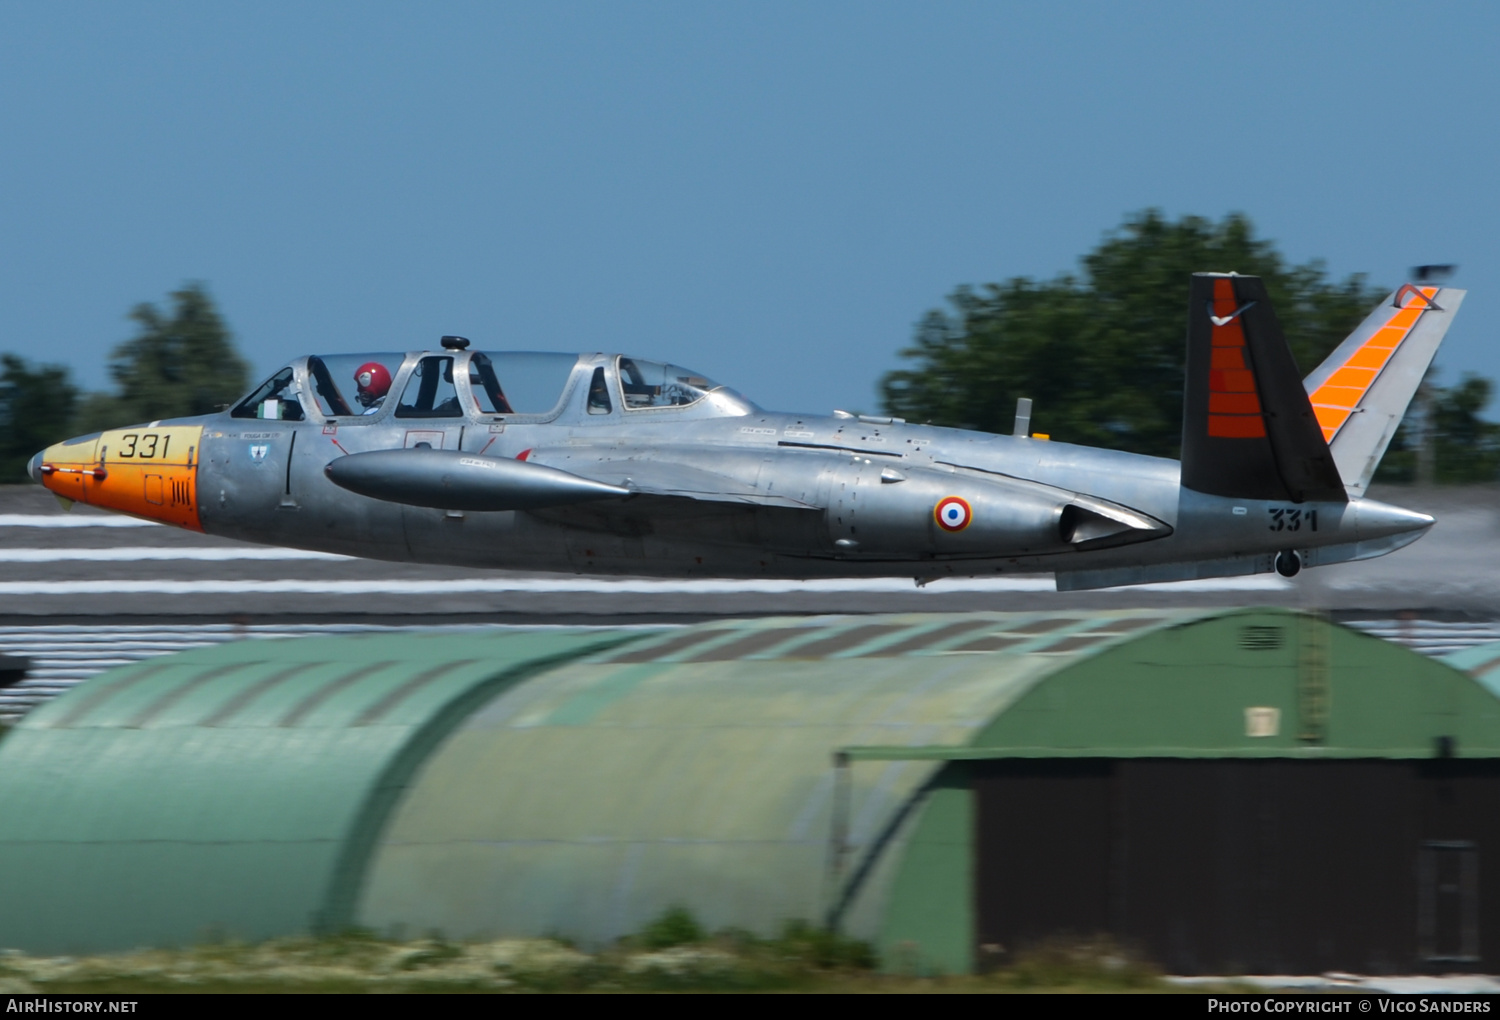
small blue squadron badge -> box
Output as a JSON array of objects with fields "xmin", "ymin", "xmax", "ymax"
[{"xmin": 249, "ymin": 444, "xmax": 269, "ymax": 465}]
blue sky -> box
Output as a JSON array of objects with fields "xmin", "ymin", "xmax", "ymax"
[{"xmin": 1, "ymin": 2, "xmax": 1496, "ymax": 416}]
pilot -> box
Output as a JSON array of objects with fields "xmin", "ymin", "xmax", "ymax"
[
  {"xmin": 354, "ymin": 362, "xmax": 392, "ymax": 414},
  {"xmin": 587, "ymin": 367, "xmax": 612, "ymax": 414}
]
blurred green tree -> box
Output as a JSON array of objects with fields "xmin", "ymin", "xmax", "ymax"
[
  {"xmin": 85, "ymin": 282, "xmax": 251, "ymax": 430},
  {"xmin": 1433, "ymin": 375, "xmax": 1500, "ymax": 481},
  {"xmin": 1374, "ymin": 373, "xmax": 1500, "ymax": 484},
  {"xmin": 880, "ymin": 210, "xmax": 1386, "ymax": 458},
  {"xmin": 0, "ymin": 355, "xmax": 79, "ymax": 482}
]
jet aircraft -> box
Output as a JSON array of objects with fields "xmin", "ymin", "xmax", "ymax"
[{"xmin": 29, "ymin": 274, "xmax": 1462, "ymax": 590}]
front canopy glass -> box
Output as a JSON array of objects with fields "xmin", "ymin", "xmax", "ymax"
[
  {"xmin": 307, "ymin": 354, "xmax": 407, "ymax": 417},
  {"xmin": 396, "ymin": 355, "xmax": 462, "ymax": 418},
  {"xmin": 231, "ymin": 367, "xmax": 306, "ymax": 421}
]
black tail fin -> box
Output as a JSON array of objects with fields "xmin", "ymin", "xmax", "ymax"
[{"xmin": 1180, "ymin": 273, "xmax": 1346, "ymax": 503}]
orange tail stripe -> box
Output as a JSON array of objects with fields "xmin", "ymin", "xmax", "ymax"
[
  {"xmin": 1205, "ymin": 279, "xmax": 1268, "ymax": 440},
  {"xmin": 1313, "ymin": 386, "xmax": 1369, "ymax": 409},
  {"xmin": 1364, "ymin": 328, "xmax": 1409, "ymax": 350},
  {"xmin": 1209, "ymin": 392, "xmax": 1263, "ymax": 414},
  {"xmin": 1314, "ymin": 407, "xmax": 1352, "ymax": 439},
  {"xmin": 1210, "ymin": 347, "xmax": 1246, "ymax": 370},
  {"xmin": 1208, "ymin": 415, "xmax": 1267, "ymax": 439},
  {"xmin": 1324, "ymin": 366, "xmax": 1378, "ymax": 389},
  {"xmin": 1346, "ymin": 347, "xmax": 1394, "ymax": 369},
  {"xmin": 1307, "ymin": 286, "xmax": 1436, "ymax": 444},
  {"xmin": 1212, "ymin": 369, "xmax": 1257, "ymax": 393}
]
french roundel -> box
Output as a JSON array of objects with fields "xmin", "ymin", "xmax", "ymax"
[{"xmin": 934, "ymin": 496, "xmax": 973, "ymax": 533}]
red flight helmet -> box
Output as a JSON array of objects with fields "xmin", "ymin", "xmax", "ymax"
[{"xmin": 354, "ymin": 362, "xmax": 392, "ymax": 406}]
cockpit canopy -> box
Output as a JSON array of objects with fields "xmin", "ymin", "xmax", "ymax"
[
  {"xmin": 231, "ymin": 351, "xmax": 740, "ymax": 423},
  {"xmin": 233, "ymin": 365, "xmax": 308, "ymax": 421},
  {"xmin": 309, "ymin": 354, "xmax": 407, "ymax": 417},
  {"xmin": 466, "ymin": 352, "xmax": 581, "ymax": 415},
  {"xmin": 616, "ymin": 357, "xmax": 718, "ymax": 409}
]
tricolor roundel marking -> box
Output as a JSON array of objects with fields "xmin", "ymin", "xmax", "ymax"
[{"xmin": 934, "ymin": 496, "xmax": 973, "ymax": 533}]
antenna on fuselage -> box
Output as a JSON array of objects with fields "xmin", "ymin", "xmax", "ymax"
[{"xmin": 1013, "ymin": 397, "xmax": 1033, "ymax": 438}]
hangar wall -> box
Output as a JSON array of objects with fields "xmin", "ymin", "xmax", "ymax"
[
  {"xmin": 0, "ymin": 609, "xmax": 1494, "ymax": 975},
  {"xmin": 869, "ymin": 611, "xmax": 1500, "ymax": 973}
]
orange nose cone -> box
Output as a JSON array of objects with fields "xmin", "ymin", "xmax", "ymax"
[
  {"xmin": 36, "ymin": 425, "xmax": 204, "ymax": 531},
  {"xmin": 34, "ymin": 434, "xmax": 100, "ymax": 506}
]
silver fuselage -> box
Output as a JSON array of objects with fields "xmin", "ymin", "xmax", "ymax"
[
  {"xmin": 168, "ymin": 352, "xmax": 1429, "ymax": 588},
  {"xmin": 31, "ymin": 350, "xmax": 1432, "ymax": 589}
]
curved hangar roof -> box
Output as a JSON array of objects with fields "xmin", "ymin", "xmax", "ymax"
[
  {"xmin": 0, "ymin": 629, "xmax": 636, "ymax": 954},
  {"xmin": 0, "ymin": 609, "xmax": 1494, "ymax": 958}
]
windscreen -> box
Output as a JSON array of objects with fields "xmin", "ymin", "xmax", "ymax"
[
  {"xmin": 468, "ymin": 352, "xmax": 579, "ymax": 415},
  {"xmin": 231, "ymin": 367, "xmax": 306, "ymax": 421},
  {"xmin": 306, "ymin": 354, "xmax": 406, "ymax": 417}
]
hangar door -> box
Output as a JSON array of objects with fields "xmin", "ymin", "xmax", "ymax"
[{"xmin": 974, "ymin": 759, "xmax": 1500, "ymax": 975}]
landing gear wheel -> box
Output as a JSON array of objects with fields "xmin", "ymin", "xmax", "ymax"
[{"xmin": 1275, "ymin": 550, "xmax": 1302, "ymax": 578}]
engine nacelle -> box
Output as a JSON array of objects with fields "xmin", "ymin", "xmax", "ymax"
[{"xmin": 823, "ymin": 461, "xmax": 1166, "ymax": 559}]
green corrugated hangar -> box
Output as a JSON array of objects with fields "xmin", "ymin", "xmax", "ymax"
[{"xmin": 1, "ymin": 608, "xmax": 1499, "ymax": 976}]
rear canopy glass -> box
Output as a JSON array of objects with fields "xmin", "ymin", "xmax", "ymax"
[
  {"xmin": 397, "ymin": 355, "xmax": 462, "ymax": 418},
  {"xmin": 468, "ymin": 352, "xmax": 579, "ymax": 416},
  {"xmin": 617, "ymin": 357, "xmax": 718, "ymax": 410}
]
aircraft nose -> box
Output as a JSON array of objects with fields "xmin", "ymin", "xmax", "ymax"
[{"xmin": 26, "ymin": 450, "xmax": 44, "ymax": 485}]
